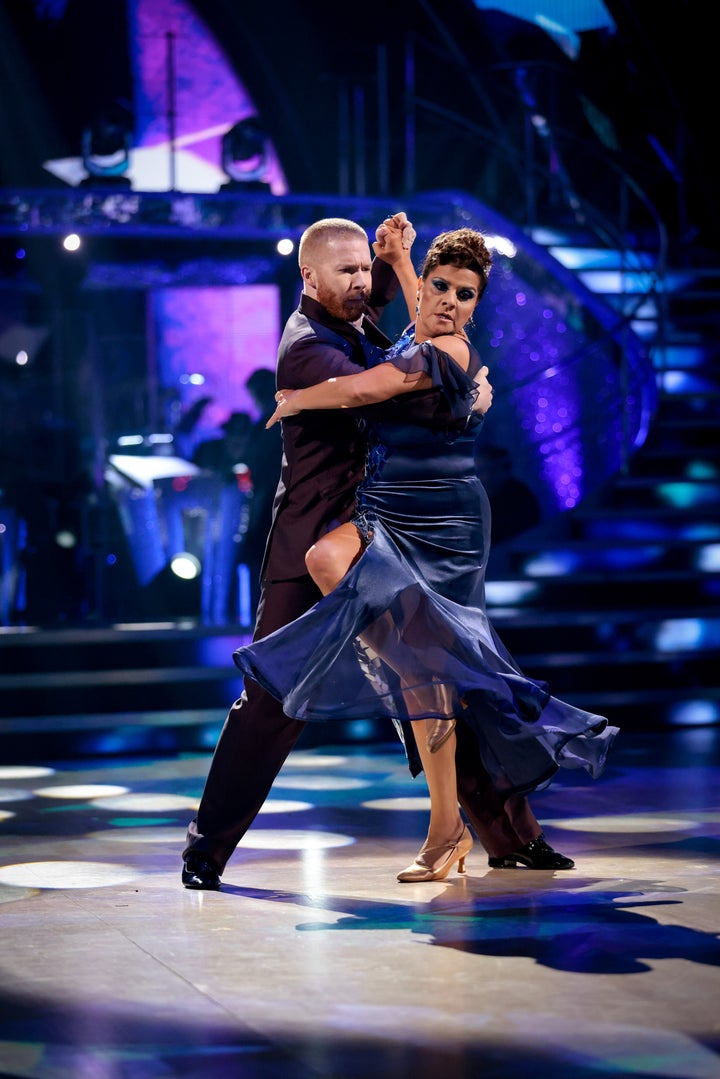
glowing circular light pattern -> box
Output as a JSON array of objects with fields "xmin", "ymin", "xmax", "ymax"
[
  {"xmin": 655, "ymin": 619, "xmax": 704, "ymax": 652},
  {"xmin": 696, "ymin": 543, "xmax": 720, "ymax": 572},
  {"xmin": 524, "ymin": 551, "xmax": 579, "ymax": 577},
  {"xmin": 484, "ymin": 581, "xmax": 538, "ymax": 604},
  {"xmin": 362, "ymin": 796, "xmax": 431, "ymax": 811},
  {"xmin": 238, "ymin": 830, "xmax": 354, "ymax": 850},
  {"xmin": 33, "ymin": 784, "xmax": 129, "ymax": 800},
  {"xmin": 669, "ymin": 699, "xmax": 720, "ymax": 726},
  {"xmin": 272, "ymin": 775, "xmax": 371, "ymax": 791},
  {"xmin": 0, "ymin": 789, "xmax": 34, "ymax": 803},
  {"xmin": 89, "ymin": 793, "xmax": 199, "ymax": 811},
  {"xmin": 0, "ymin": 766, "xmax": 55, "ymax": 779},
  {"xmin": 0, "ymin": 861, "xmax": 139, "ymax": 889},
  {"xmin": 258, "ymin": 799, "xmax": 313, "ymax": 814},
  {"xmin": 686, "ymin": 459, "xmax": 718, "ymax": 480},
  {"xmin": 62, "ymin": 233, "xmax": 81, "ymax": 251},
  {"xmin": 284, "ymin": 754, "xmax": 350, "ymax": 768},
  {"xmin": 550, "ymin": 815, "xmax": 695, "ymax": 833}
]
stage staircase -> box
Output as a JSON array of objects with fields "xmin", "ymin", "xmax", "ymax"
[{"xmin": 485, "ymin": 232, "xmax": 720, "ymax": 730}]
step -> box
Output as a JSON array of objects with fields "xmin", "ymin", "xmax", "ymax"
[
  {"xmin": 509, "ymin": 540, "xmax": 718, "ymax": 576},
  {"xmin": 648, "ymin": 408, "xmax": 720, "ymax": 427},
  {"xmin": 613, "ymin": 473, "xmax": 720, "ymax": 489},
  {"xmin": 0, "ymin": 611, "xmax": 716, "ymax": 757},
  {"xmin": 657, "ymin": 378, "xmax": 720, "ymax": 394},
  {"xmin": 656, "ymin": 342, "xmax": 719, "ymax": 367},
  {"xmin": 556, "ymin": 686, "xmax": 720, "ymax": 730},
  {"xmin": 0, "ymin": 624, "xmax": 250, "ymax": 676},
  {"xmin": 654, "ymin": 388, "xmax": 720, "ymax": 409},
  {"xmin": 571, "ymin": 504, "xmax": 720, "ymax": 528},
  {"xmin": 0, "ymin": 706, "xmax": 228, "ymax": 762},
  {"xmin": 0, "ymin": 662, "xmax": 246, "ymax": 719},
  {"xmin": 518, "ymin": 536, "xmax": 713, "ymax": 569},
  {"xmin": 484, "ymin": 569, "xmax": 719, "ymax": 612},
  {"xmin": 1, "ymin": 656, "xmax": 716, "ymax": 763},
  {"xmin": 517, "ymin": 647, "xmax": 717, "ymax": 694},
  {"xmin": 627, "ymin": 448, "xmax": 720, "ymax": 479},
  {"xmin": 598, "ymin": 480, "xmax": 720, "ymax": 513},
  {"xmin": 494, "ymin": 609, "xmax": 720, "ymax": 667}
]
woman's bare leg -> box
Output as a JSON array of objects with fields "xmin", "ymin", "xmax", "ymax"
[
  {"xmin": 396, "ymin": 717, "xmax": 472, "ymax": 881},
  {"xmin": 305, "ymin": 522, "xmax": 364, "ymax": 595},
  {"xmin": 307, "ymin": 525, "xmax": 469, "ymax": 872},
  {"xmin": 410, "ymin": 718, "xmax": 464, "ymax": 846}
]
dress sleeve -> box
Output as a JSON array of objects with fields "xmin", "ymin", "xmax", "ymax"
[{"xmin": 380, "ymin": 330, "xmax": 481, "ymax": 425}]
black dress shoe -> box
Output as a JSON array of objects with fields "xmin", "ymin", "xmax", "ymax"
[
  {"xmin": 488, "ymin": 832, "xmax": 575, "ymax": 870},
  {"xmin": 182, "ymin": 853, "xmax": 221, "ymax": 890}
]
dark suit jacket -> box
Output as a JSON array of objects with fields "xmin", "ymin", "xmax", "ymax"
[{"xmin": 262, "ymin": 265, "xmax": 397, "ymax": 581}]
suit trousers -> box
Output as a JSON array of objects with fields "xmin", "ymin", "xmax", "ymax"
[
  {"xmin": 454, "ymin": 715, "xmax": 541, "ymax": 857},
  {"xmin": 183, "ymin": 577, "xmax": 317, "ymax": 873}
]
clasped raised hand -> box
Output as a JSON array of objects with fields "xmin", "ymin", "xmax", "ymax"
[{"xmin": 373, "ymin": 211, "xmax": 416, "ymax": 264}]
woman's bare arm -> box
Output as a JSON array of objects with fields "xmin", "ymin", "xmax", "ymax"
[
  {"xmin": 266, "ymin": 363, "xmax": 429, "ymax": 427},
  {"xmin": 373, "ymin": 218, "xmax": 418, "ymax": 325}
]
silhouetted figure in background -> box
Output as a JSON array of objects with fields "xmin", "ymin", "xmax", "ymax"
[
  {"xmin": 172, "ymin": 395, "xmax": 213, "ymax": 461},
  {"xmin": 241, "ymin": 368, "xmax": 283, "ymax": 614},
  {"xmin": 473, "ymin": 440, "xmax": 542, "ymax": 545},
  {"xmin": 192, "ymin": 411, "xmax": 253, "ymax": 476},
  {"xmin": 188, "ymin": 379, "xmax": 282, "ymax": 621}
]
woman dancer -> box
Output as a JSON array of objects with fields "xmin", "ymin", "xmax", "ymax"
[{"xmin": 233, "ymin": 224, "xmax": 618, "ymax": 881}]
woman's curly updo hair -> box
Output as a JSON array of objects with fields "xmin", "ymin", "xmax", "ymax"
[{"xmin": 420, "ymin": 228, "xmax": 492, "ymax": 300}]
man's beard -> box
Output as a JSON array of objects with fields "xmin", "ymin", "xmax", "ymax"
[{"xmin": 316, "ymin": 283, "xmax": 367, "ymax": 322}]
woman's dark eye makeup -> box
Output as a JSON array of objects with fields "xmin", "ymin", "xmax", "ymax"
[{"xmin": 431, "ymin": 278, "xmax": 476, "ymax": 301}]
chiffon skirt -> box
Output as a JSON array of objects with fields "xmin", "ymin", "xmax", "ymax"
[{"xmin": 234, "ymin": 431, "xmax": 618, "ymax": 795}]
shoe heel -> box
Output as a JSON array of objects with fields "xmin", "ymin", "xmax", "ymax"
[{"xmin": 397, "ymin": 824, "xmax": 472, "ymax": 882}]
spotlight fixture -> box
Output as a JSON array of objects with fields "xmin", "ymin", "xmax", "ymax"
[
  {"xmin": 80, "ymin": 100, "xmax": 134, "ymax": 188},
  {"xmin": 220, "ymin": 117, "xmax": 270, "ymax": 191}
]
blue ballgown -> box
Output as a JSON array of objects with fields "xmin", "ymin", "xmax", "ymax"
[{"xmin": 233, "ymin": 330, "xmax": 618, "ymax": 795}]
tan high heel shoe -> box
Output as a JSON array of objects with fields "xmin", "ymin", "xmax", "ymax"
[
  {"xmin": 426, "ymin": 716, "xmax": 456, "ymax": 753},
  {"xmin": 397, "ymin": 824, "xmax": 473, "ymax": 882}
]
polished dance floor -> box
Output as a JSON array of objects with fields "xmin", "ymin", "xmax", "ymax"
[{"xmin": 0, "ymin": 726, "xmax": 718, "ymax": 1079}]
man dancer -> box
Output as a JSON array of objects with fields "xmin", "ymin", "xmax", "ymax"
[{"xmin": 182, "ymin": 214, "xmax": 573, "ymax": 889}]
